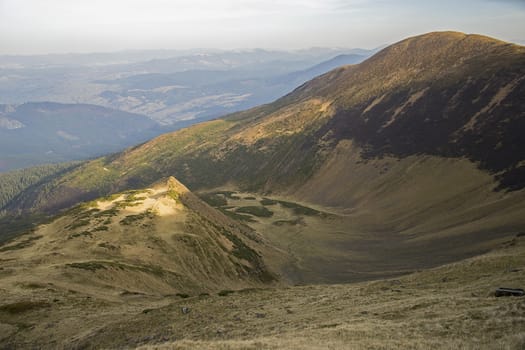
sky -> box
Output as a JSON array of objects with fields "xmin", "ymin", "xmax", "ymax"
[{"xmin": 0, "ymin": 0, "xmax": 524, "ymax": 55}]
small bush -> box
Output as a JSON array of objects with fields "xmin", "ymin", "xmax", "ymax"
[
  {"xmin": 66, "ymin": 219, "xmax": 90, "ymax": 230},
  {"xmin": 120, "ymin": 212, "xmax": 153, "ymax": 225},
  {"xmin": 0, "ymin": 301, "xmax": 50, "ymax": 314},
  {"xmin": 218, "ymin": 290, "xmax": 235, "ymax": 297},
  {"xmin": 0, "ymin": 235, "xmax": 43, "ymax": 252},
  {"xmin": 199, "ymin": 193, "xmax": 228, "ymax": 207},
  {"xmin": 273, "ymin": 218, "xmax": 303, "ymax": 226},
  {"xmin": 218, "ymin": 208, "xmax": 256, "ymax": 222},
  {"xmin": 235, "ymin": 206, "xmax": 273, "ymax": 218},
  {"xmin": 277, "ymin": 200, "xmax": 320, "ymax": 216},
  {"xmin": 260, "ymin": 198, "xmax": 277, "ymax": 206},
  {"xmin": 66, "ymin": 262, "xmax": 107, "ymax": 271}
]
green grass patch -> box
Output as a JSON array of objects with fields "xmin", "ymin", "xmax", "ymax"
[
  {"xmin": 176, "ymin": 293, "xmax": 190, "ymax": 299},
  {"xmin": 235, "ymin": 206, "xmax": 273, "ymax": 218},
  {"xmin": 167, "ymin": 189, "xmax": 180, "ymax": 202}
]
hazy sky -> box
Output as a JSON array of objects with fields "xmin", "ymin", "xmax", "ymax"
[{"xmin": 1, "ymin": 0, "xmax": 524, "ymax": 54}]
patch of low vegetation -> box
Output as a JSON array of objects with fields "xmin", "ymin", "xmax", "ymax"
[
  {"xmin": 74, "ymin": 208, "xmax": 101, "ymax": 219},
  {"xmin": 277, "ymin": 200, "xmax": 320, "ymax": 216},
  {"xmin": 17, "ymin": 282, "xmax": 47, "ymax": 290},
  {"xmin": 0, "ymin": 301, "xmax": 50, "ymax": 314},
  {"xmin": 198, "ymin": 193, "xmax": 228, "ymax": 207},
  {"xmin": 68, "ymin": 231, "xmax": 92, "ymax": 239},
  {"xmin": 218, "ymin": 208, "xmax": 256, "ymax": 222},
  {"xmin": 119, "ymin": 211, "xmax": 154, "ymax": 225},
  {"xmin": 102, "ymin": 193, "xmax": 121, "ymax": 202},
  {"xmin": 66, "ymin": 262, "xmax": 107, "ymax": 272},
  {"xmin": 218, "ymin": 290, "xmax": 235, "ymax": 297},
  {"xmin": 94, "ymin": 208, "xmax": 119, "ymax": 218},
  {"xmin": 98, "ymin": 242, "xmax": 118, "ymax": 250},
  {"xmin": 92, "ymin": 225, "xmax": 109, "ymax": 232},
  {"xmin": 176, "ymin": 293, "xmax": 190, "ymax": 299},
  {"xmin": 244, "ymin": 196, "xmax": 256, "ymax": 200},
  {"xmin": 260, "ymin": 198, "xmax": 277, "ymax": 206},
  {"xmin": 0, "ymin": 235, "xmax": 42, "ymax": 252},
  {"xmin": 219, "ymin": 228, "xmax": 262, "ymax": 264},
  {"xmin": 273, "ymin": 218, "xmax": 304, "ymax": 226},
  {"xmin": 235, "ymin": 206, "xmax": 273, "ymax": 218},
  {"xmin": 167, "ymin": 189, "xmax": 180, "ymax": 202},
  {"xmin": 65, "ymin": 219, "xmax": 91, "ymax": 230}
]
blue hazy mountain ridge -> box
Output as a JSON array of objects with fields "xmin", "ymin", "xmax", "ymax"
[
  {"xmin": 0, "ymin": 102, "xmax": 164, "ymax": 171},
  {"xmin": 0, "ymin": 48, "xmax": 374, "ymax": 127},
  {"xmin": 93, "ymin": 53, "xmax": 369, "ymax": 125}
]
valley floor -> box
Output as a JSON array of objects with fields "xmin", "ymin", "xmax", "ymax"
[{"xmin": 1, "ymin": 232, "xmax": 524, "ymax": 349}]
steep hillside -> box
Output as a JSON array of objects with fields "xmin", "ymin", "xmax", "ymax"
[
  {"xmin": 2, "ymin": 231, "xmax": 524, "ymax": 349},
  {"xmin": 6, "ymin": 32, "xmax": 524, "ymax": 209},
  {"xmin": 0, "ymin": 102, "xmax": 163, "ymax": 171},
  {"xmin": 0, "ymin": 177, "xmax": 277, "ymax": 302},
  {"xmin": 2, "ymin": 32, "xmax": 525, "ymax": 283}
]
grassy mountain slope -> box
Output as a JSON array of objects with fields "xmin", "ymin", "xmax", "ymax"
[
  {"xmin": 2, "ymin": 31, "xmax": 524, "ymax": 284},
  {"xmin": 6, "ymin": 31, "xmax": 524, "ymax": 213},
  {"xmin": 1, "ymin": 231, "xmax": 524, "ymax": 349},
  {"xmin": 0, "ymin": 177, "xmax": 277, "ymax": 304}
]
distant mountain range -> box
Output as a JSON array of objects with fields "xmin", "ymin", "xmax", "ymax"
[
  {"xmin": 91, "ymin": 52, "xmax": 370, "ymax": 125},
  {"xmin": 0, "ymin": 48, "xmax": 374, "ymax": 126},
  {"xmin": 0, "ymin": 102, "xmax": 163, "ymax": 171}
]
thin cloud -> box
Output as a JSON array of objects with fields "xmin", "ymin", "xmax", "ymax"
[{"xmin": 0, "ymin": 0, "xmax": 523, "ymax": 54}]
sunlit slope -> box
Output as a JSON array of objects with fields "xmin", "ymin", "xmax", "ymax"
[{"xmin": 0, "ymin": 177, "xmax": 278, "ymax": 300}]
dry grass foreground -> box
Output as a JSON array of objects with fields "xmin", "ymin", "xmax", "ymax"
[{"xmin": 1, "ymin": 233, "xmax": 524, "ymax": 349}]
